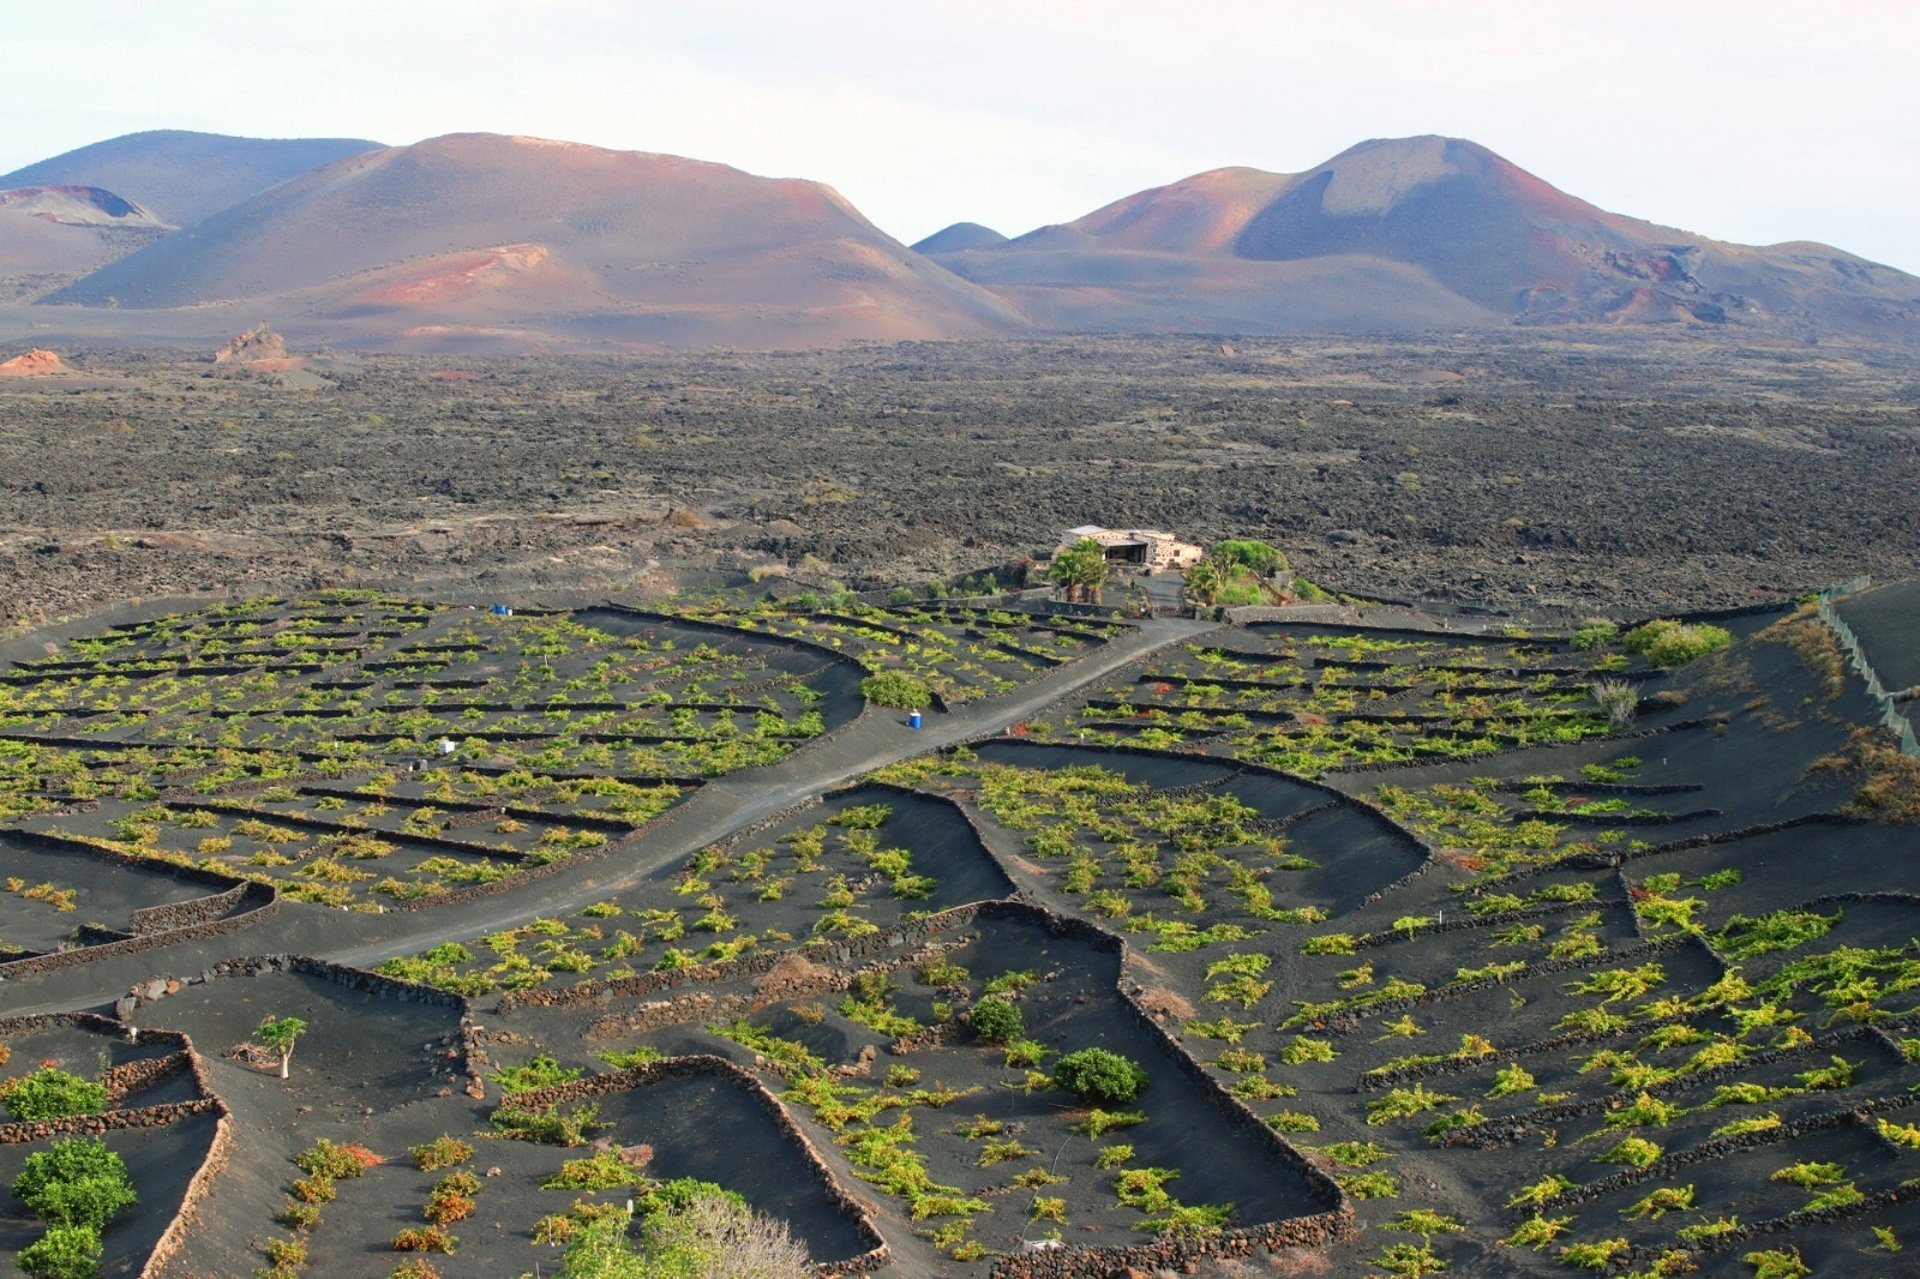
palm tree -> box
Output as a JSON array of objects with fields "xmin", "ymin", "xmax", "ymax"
[
  {"xmin": 1048, "ymin": 538, "xmax": 1108, "ymax": 603},
  {"xmin": 1182, "ymin": 559, "xmax": 1222, "ymax": 607}
]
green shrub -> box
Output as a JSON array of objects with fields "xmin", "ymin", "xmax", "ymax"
[
  {"xmin": 3, "ymin": 1069, "xmax": 107, "ymax": 1122},
  {"xmin": 1052, "ymin": 1048, "xmax": 1149, "ymax": 1105},
  {"xmin": 860, "ymin": 671, "xmax": 932, "ymax": 709},
  {"xmin": 17, "ymin": 1225, "xmax": 103, "ymax": 1279},
  {"xmin": 968, "ymin": 997, "xmax": 1024, "ymax": 1044},
  {"xmin": 13, "ymin": 1137, "xmax": 136, "ymax": 1230},
  {"xmin": 1071, "ymin": 1109, "xmax": 1146, "ymax": 1137},
  {"xmin": 1209, "ymin": 539, "xmax": 1287, "ymax": 575},
  {"xmin": 490, "ymin": 1054, "xmax": 581, "ymax": 1096},
  {"xmin": 409, "ymin": 1136, "xmax": 473, "ymax": 1171},
  {"xmin": 1622, "ymin": 619, "xmax": 1733, "ymax": 666},
  {"xmin": 489, "ymin": 1101, "xmax": 603, "ymax": 1146},
  {"xmin": 1571, "ymin": 621, "xmax": 1619, "ymax": 650},
  {"xmin": 294, "ymin": 1139, "xmax": 376, "ymax": 1181}
]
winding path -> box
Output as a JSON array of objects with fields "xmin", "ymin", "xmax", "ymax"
[{"xmin": 1, "ymin": 615, "xmax": 1218, "ymax": 1012}]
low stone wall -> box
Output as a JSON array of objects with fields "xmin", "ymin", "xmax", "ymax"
[
  {"xmin": 1223, "ymin": 604, "xmax": 1354, "ymax": 626},
  {"xmin": 0, "ymin": 1009, "xmax": 140, "ymax": 1039},
  {"xmin": 496, "ymin": 1054, "xmax": 890, "ymax": 1275},
  {"xmin": 0, "ymin": 1098, "xmax": 221, "ymax": 1145},
  {"xmin": 102, "ymin": 1051, "xmax": 193, "ymax": 1102},
  {"xmin": 128, "ymin": 882, "xmax": 254, "ymax": 934},
  {"xmin": 142, "ymin": 1110, "xmax": 232, "ymax": 1279},
  {"xmin": 989, "ymin": 1202, "xmax": 1356, "ymax": 1278},
  {"xmin": 0, "ymin": 880, "xmax": 277, "ymax": 980},
  {"xmin": 120, "ymin": 954, "xmax": 484, "ymax": 1097}
]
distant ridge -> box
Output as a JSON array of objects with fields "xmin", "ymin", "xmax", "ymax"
[
  {"xmin": 47, "ymin": 133, "xmax": 1025, "ymax": 350},
  {"xmin": 911, "ymin": 222, "xmax": 1008, "ymax": 254},
  {"xmin": 6, "ymin": 128, "xmax": 1917, "ymax": 351},
  {"xmin": 0, "ymin": 130, "xmax": 383, "ymax": 226},
  {"xmin": 923, "ymin": 135, "xmax": 1920, "ymax": 344}
]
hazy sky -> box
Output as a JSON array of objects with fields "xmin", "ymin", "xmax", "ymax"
[{"xmin": 9, "ymin": 1, "xmax": 1919, "ymax": 270}]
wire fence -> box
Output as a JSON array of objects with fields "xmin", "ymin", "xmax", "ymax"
[{"xmin": 1816, "ymin": 576, "xmax": 1919, "ymax": 758}]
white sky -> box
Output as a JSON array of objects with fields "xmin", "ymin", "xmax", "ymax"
[{"xmin": 8, "ymin": 0, "xmax": 1919, "ymax": 271}]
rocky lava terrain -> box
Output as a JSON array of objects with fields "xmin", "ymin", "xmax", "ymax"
[{"xmin": 1, "ymin": 331, "xmax": 1917, "ymax": 632}]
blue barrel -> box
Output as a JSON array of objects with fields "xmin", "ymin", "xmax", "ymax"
[{"xmin": 908, "ymin": 710, "xmax": 923, "ymax": 730}]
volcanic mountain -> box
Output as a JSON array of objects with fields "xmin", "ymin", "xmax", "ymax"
[
  {"xmin": 910, "ymin": 222, "xmax": 1009, "ymax": 254},
  {"xmin": 926, "ymin": 136, "xmax": 1920, "ymax": 344},
  {"xmin": 0, "ymin": 130, "xmax": 384, "ymax": 227},
  {"xmin": 48, "ymin": 132, "xmax": 1025, "ymax": 350},
  {"xmin": 0, "ymin": 184, "xmax": 172, "ymax": 300}
]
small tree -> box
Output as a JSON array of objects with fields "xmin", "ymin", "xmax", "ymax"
[
  {"xmin": 255, "ymin": 1016, "xmax": 309, "ymax": 1080},
  {"xmin": 1052, "ymin": 1048, "xmax": 1150, "ymax": 1105},
  {"xmin": 2, "ymin": 1070, "xmax": 107, "ymax": 1122},
  {"xmin": 1048, "ymin": 539, "xmax": 1108, "ymax": 603}
]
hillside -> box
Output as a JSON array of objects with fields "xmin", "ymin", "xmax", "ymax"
[
  {"xmin": 10, "ymin": 129, "xmax": 1920, "ymax": 350},
  {"xmin": 48, "ymin": 132, "xmax": 1025, "ymax": 350},
  {"xmin": 0, "ymin": 185, "xmax": 171, "ymax": 299},
  {"xmin": 926, "ymin": 136, "xmax": 1920, "ymax": 344},
  {"xmin": 0, "ymin": 129, "xmax": 383, "ymax": 226},
  {"xmin": 910, "ymin": 221, "xmax": 1009, "ymax": 254}
]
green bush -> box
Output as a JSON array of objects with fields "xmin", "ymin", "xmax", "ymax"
[
  {"xmin": 558, "ymin": 1181, "xmax": 807, "ymax": 1278},
  {"xmin": 13, "ymin": 1137, "xmax": 136, "ymax": 1231},
  {"xmin": 17, "ymin": 1225, "xmax": 102, "ymax": 1279},
  {"xmin": 1209, "ymin": 539, "xmax": 1288, "ymax": 575},
  {"xmin": 490, "ymin": 1054, "xmax": 582, "ymax": 1096},
  {"xmin": 409, "ymin": 1136, "xmax": 474, "ymax": 1171},
  {"xmin": 1217, "ymin": 582, "xmax": 1265, "ymax": 607},
  {"xmin": 490, "ymin": 1101, "xmax": 604, "ymax": 1146},
  {"xmin": 3, "ymin": 1070, "xmax": 107, "ymax": 1123},
  {"xmin": 968, "ymin": 997, "xmax": 1024, "ymax": 1045},
  {"xmin": 1571, "ymin": 621, "xmax": 1619, "ymax": 650},
  {"xmin": 860, "ymin": 671, "xmax": 931, "ymax": 710},
  {"xmin": 1622, "ymin": 619, "xmax": 1733, "ymax": 667},
  {"xmin": 1052, "ymin": 1048, "xmax": 1150, "ymax": 1105}
]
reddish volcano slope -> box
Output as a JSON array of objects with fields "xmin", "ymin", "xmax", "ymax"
[
  {"xmin": 52, "ymin": 133, "xmax": 1024, "ymax": 349},
  {"xmin": 0, "ymin": 130, "xmax": 383, "ymax": 227},
  {"xmin": 929, "ymin": 136, "xmax": 1920, "ymax": 343}
]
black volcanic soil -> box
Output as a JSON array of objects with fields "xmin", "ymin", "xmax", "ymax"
[{"xmin": 2, "ymin": 331, "xmax": 1918, "ymax": 629}]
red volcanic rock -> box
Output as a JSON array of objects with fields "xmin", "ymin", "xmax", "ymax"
[{"xmin": 0, "ymin": 348, "xmax": 65, "ymax": 376}]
